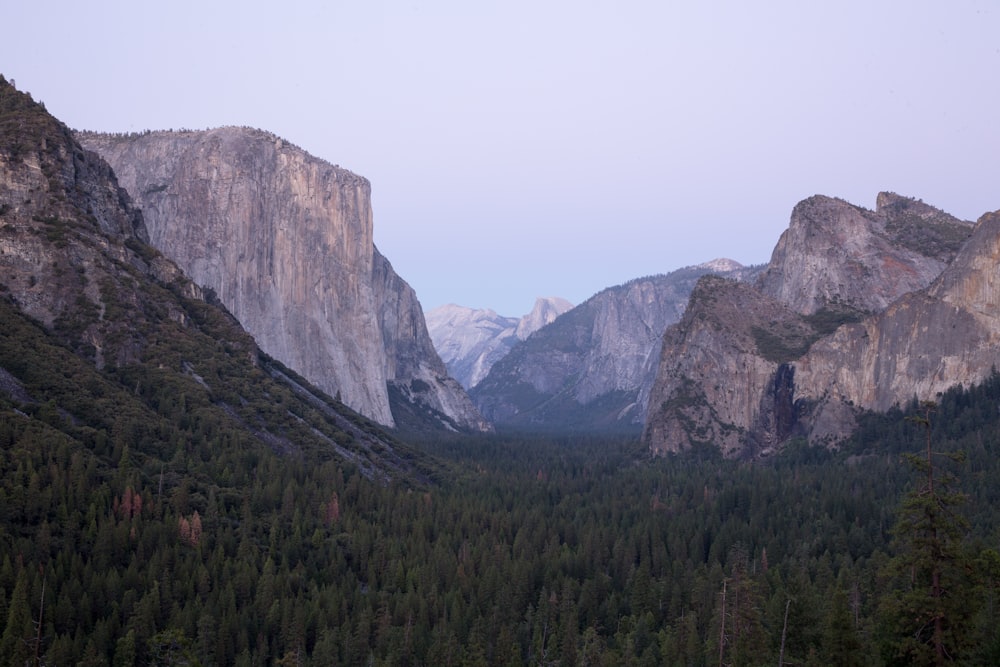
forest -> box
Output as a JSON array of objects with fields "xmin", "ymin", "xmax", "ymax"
[{"xmin": 3, "ymin": 284, "xmax": 1000, "ymax": 665}]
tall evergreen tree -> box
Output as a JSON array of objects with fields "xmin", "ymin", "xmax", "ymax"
[
  {"xmin": 879, "ymin": 402, "xmax": 973, "ymax": 666},
  {"xmin": 0, "ymin": 568, "xmax": 32, "ymax": 667}
]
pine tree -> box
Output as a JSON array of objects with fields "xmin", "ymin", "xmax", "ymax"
[
  {"xmin": 880, "ymin": 402, "xmax": 973, "ymax": 666},
  {"xmin": 0, "ymin": 568, "xmax": 32, "ymax": 667},
  {"xmin": 821, "ymin": 588, "xmax": 862, "ymax": 666}
]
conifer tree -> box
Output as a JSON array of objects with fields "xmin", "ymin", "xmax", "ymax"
[
  {"xmin": 880, "ymin": 401, "xmax": 973, "ymax": 666},
  {"xmin": 0, "ymin": 568, "xmax": 32, "ymax": 667}
]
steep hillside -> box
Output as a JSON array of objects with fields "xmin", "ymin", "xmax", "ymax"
[
  {"xmin": 644, "ymin": 193, "xmax": 980, "ymax": 457},
  {"xmin": 471, "ymin": 261, "xmax": 761, "ymax": 432},
  {"xmin": 77, "ymin": 128, "xmax": 487, "ymax": 433},
  {"xmin": 427, "ymin": 296, "xmax": 573, "ymax": 389},
  {"xmin": 0, "ymin": 75, "xmax": 435, "ymax": 484}
]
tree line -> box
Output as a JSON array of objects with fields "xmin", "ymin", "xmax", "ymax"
[{"xmin": 3, "ymin": 354, "xmax": 1000, "ymax": 664}]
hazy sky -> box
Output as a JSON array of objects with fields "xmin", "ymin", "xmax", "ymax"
[{"xmin": 3, "ymin": 1, "xmax": 998, "ymax": 315}]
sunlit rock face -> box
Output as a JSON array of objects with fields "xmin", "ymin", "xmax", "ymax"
[
  {"xmin": 79, "ymin": 128, "xmax": 488, "ymax": 431},
  {"xmin": 644, "ymin": 193, "xmax": 982, "ymax": 458}
]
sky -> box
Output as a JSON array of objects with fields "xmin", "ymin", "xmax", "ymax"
[{"xmin": 2, "ymin": 1, "xmax": 998, "ymax": 316}]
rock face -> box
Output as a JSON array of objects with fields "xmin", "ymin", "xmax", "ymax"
[
  {"xmin": 0, "ymin": 86, "xmax": 151, "ymax": 362},
  {"xmin": 426, "ymin": 297, "xmax": 573, "ymax": 389},
  {"xmin": 471, "ymin": 261, "xmax": 760, "ymax": 432},
  {"xmin": 795, "ymin": 210, "xmax": 1000, "ymax": 436},
  {"xmin": 78, "ymin": 128, "xmax": 487, "ymax": 432},
  {"xmin": 757, "ymin": 193, "xmax": 970, "ymax": 314},
  {"xmin": 642, "ymin": 276, "xmax": 817, "ymax": 457},
  {"xmin": 644, "ymin": 193, "xmax": 979, "ymax": 457},
  {"xmin": 0, "ymin": 76, "xmax": 432, "ymax": 481}
]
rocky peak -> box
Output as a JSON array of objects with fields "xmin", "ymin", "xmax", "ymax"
[
  {"xmin": 792, "ymin": 208, "xmax": 1000, "ymax": 439},
  {"xmin": 515, "ymin": 297, "xmax": 574, "ymax": 340},
  {"xmin": 642, "ymin": 275, "xmax": 816, "ymax": 457},
  {"xmin": 426, "ymin": 298, "xmax": 573, "ymax": 390},
  {"xmin": 756, "ymin": 193, "xmax": 972, "ymax": 316},
  {"xmin": 0, "ymin": 77, "xmax": 204, "ymax": 369},
  {"xmin": 696, "ymin": 257, "xmax": 744, "ymax": 272},
  {"xmin": 644, "ymin": 192, "xmax": 981, "ymax": 458}
]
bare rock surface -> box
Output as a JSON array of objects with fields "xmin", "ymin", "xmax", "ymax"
[{"xmin": 79, "ymin": 128, "xmax": 487, "ymax": 431}]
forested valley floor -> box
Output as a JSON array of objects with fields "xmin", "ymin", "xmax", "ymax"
[{"xmin": 3, "ymin": 352, "xmax": 1000, "ymax": 665}]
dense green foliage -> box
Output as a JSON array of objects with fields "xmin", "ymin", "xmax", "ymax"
[{"xmin": 4, "ymin": 294, "xmax": 1000, "ymax": 667}]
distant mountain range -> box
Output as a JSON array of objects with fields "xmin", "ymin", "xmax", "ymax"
[
  {"xmin": 426, "ymin": 297, "xmax": 573, "ymax": 389},
  {"xmin": 467, "ymin": 260, "xmax": 762, "ymax": 433}
]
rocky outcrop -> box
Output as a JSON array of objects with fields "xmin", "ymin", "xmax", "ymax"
[
  {"xmin": 643, "ymin": 193, "xmax": 978, "ymax": 457},
  {"xmin": 0, "ymin": 79, "xmax": 154, "ymax": 366},
  {"xmin": 472, "ymin": 261, "xmax": 760, "ymax": 432},
  {"xmin": 757, "ymin": 193, "xmax": 972, "ymax": 315},
  {"xmin": 427, "ymin": 297, "xmax": 573, "ymax": 389},
  {"xmin": 642, "ymin": 276, "xmax": 819, "ymax": 457},
  {"xmin": 793, "ymin": 210, "xmax": 1000, "ymax": 440},
  {"xmin": 78, "ymin": 128, "xmax": 487, "ymax": 431}
]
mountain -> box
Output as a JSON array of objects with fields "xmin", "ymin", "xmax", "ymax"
[
  {"xmin": 77, "ymin": 128, "xmax": 488, "ymax": 433},
  {"xmin": 470, "ymin": 261, "xmax": 761, "ymax": 432},
  {"xmin": 0, "ymin": 75, "xmax": 434, "ymax": 481},
  {"xmin": 643, "ymin": 192, "xmax": 980, "ymax": 457},
  {"xmin": 426, "ymin": 296, "xmax": 573, "ymax": 389}
]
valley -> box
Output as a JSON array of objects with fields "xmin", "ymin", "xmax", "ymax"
[{"xmin": 3, "ymin": 73, "xmax": 1000, "ymax": 664}]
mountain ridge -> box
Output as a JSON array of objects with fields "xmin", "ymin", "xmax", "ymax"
[
  {"xmin": 643, "ymin": 192, "xmax": 985, "ymax": 457},
  {"xmin": 470, "ymin": 260, "xmax": 762, "ymax": 432},
  {"xmin": 427, "ymin": 296, "xmax": 573, "ymax": 389}
]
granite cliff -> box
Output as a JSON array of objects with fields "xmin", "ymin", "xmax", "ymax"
[
  {"xmin": 644, "ymin": 193, "xmax": 979, "ymax": 457},
  {"xmin": 426, "ymin": 297, "xmax": 573, "ymax": 389},
  {"xmin": 78, "ymin": 128, "xmax": 487, "ymax": 432},
  {"xmin": 0, "ymin": 76, "xmax": 430, "ymax": 480},
  {"xmin": 471, "ymin": 261, "xmax": 760, "ymax": 432},
  {"xmin": 794, "ymin": 209, "xmax": 1000, "ymax": 439}
]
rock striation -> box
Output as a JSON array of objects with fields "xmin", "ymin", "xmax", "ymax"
[
  {"xmin": 78, "ymin": 128, "xmax": 487, "ymax": 432},
  {"xmin": 426, "ymin": 297, "xmax": 573, "ymax": 389},
  {"xmin": 644, "ymin": 193, "xmax": 980, "ymax": 457},
  {"xmin": 471, "ymin": 261, "xmax": 760, "ymax": 432}
]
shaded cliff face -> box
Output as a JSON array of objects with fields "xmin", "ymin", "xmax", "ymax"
[
  {"xmin": 78, "ymin": 128, "xmax": 487, "ymax": 432},
  {"xmin": 642, "ymin": 276, "xmax": 816, "ymax": 457},
  {"xmin": 372, "ymin": 250, "xmax": 492, "ymax": 432},
  {"xmin": 644, "ymin": 193, "xmax": 979, "ymax": 457},
  {"xmin": 426, "ymin": 297, "xmax": 573, "ymax": 389},
  {"xmin": 0, "ymin": 79, "xmax": 158, "ymax": 367},
  {"xmin": 472, "ymin": 261, "xmax": 760, "ymax": 432}
]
